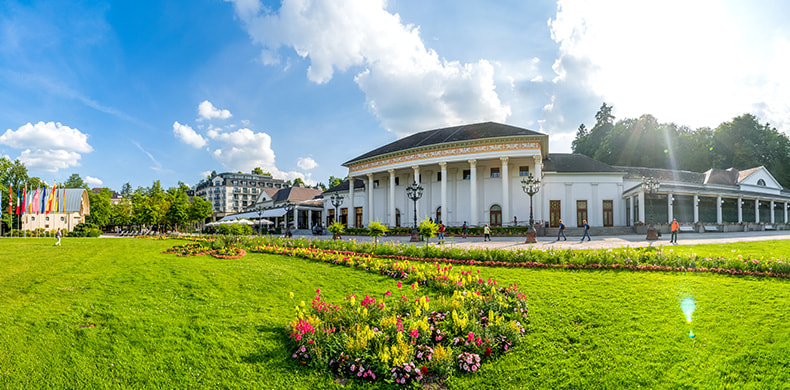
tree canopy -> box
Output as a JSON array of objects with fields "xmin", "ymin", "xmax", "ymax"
[{"xmin": 572, "ymin": 105, "xmax": 790, "ymax": 187}]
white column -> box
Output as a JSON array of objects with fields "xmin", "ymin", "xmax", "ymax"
[
  {"xmin": 533, "ymin": 155, "xmax": 542, "ymax": 178},
  {"xmin": 307, "ymin": 206, "xmax": 312, "ymax": 228},
  {"xmin": 770, "ymin": 201, "xmax": 775, "ymax": 224},
  {"xmin": 439, "ymin": 162, "xmax": 447, "ymax": 224},
  {"xmin": 294, "ymin": 205, "xmax": 299, "ymax": 229},
  {"xmin": 693, "ymin": 194, "xmax": 699, "ymax": 223},
  {"xmin": 629, "ymin": 196, "xmax": 634, "ymax": 225},
  {"xmin": 737, "ymin": 197, "xmax": 743, "ymax": 223},
  {"xmin": 785, "ymin": 202, "xmax": 788, "ymax": 224},
  {"xmin": 412, "ymin": 166, "xmax": 421, "ymax": 221},
  {"xmin": 716, "ymin": 196, "xmax": 723, "ymax": 224},
  {"xmin": 348, "ymin": 176, "xmax": 355, "ymax": 227},
  {"xmin": 638, "ymin": 192, "xmax": 645, "ymax": 223},
  {"xmin": 388, "ymin": 169, "xmax": 396, "ymax": 227},
  {"xmin": 755, "ymin": 199, "xmax": 760, "ymax": 223},
  {"xmin": 367, "ymin": 173, "xmax": 374, "ymax": 224},
  {"xmin": 500, "ymin": 157, "xmax": 510, "ymax": 225},
  {"xmin": 591, "ymin": 183, "xmax": 599, "ymax": 226},
  {"xmin": 534, "ymin": 156, "xmax": 543, "ymax": 224},
  {"xmin": 469, "ymin": 159, "xmax": 477, "ymax": 225},
  {"xmin": 667, "ymin": 192, "xmax": 674, "ymax": 223}
]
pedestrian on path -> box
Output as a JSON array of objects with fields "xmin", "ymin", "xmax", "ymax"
[
  {"xmin": 55, "ymin": 228, "xmax": 62, "ymax": 246},
  {"xmin": 580, "ymin": 220, "xmax": 591, "ymax": 241},
  {"xmin": 483, "ymin": 224, "xmax": 491, "ymax": 241},
  {"xmin": 557, "ymin": 219, "xmax": 566, "ymax": 241},
  {"xmin": 462, "ymin": 221, "xmax": 468, "ymax": 238},
  {"xmin": 437, "ymin": 223, "xmax": 445, "ymax": 240},
  {"xmin": 670, "ymin": 218, "xmax": 679, "ymax": 244}
]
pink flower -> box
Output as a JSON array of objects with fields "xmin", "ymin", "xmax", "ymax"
[
  {"xmin": 316, "ymin": 288, "xmax": 321, "ymax": 295},
  {"xmin": 468, "ymin": 332, "xmax": 475, "ymax": 342},
  {"xmin": 397, "ymin": 281, "xmax": 402, "ymax": 288},
  {"xmin": 410, "ymin": 329, "xmax": 419, "ymax": 338},
  {"xmin": 385, "ymin": 290, "xmax": 392, "ymax": 296}
]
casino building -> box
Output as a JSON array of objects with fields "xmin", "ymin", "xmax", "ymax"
[{"xmin": 324, "ymin": 122, "xmax": 790, "ymax": 232}]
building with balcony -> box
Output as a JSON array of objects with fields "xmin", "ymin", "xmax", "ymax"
[{"xmin": 193, "ymin": 172, "xmax": 287, "ymax": 219}]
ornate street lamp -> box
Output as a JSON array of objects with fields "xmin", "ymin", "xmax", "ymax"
[
  {"xmin": 405, "ymin": 181, "xmax": 424, "ymax": 242},
  {"xmin": 330, "ymin": 193, "xmax": 344, "ymax": 223},
  {"xmin": 256, "ymin": 206, "xmax": 264, "ymax": 235},
  {"xmin": 641, "ymin": 176, "xmax": 660, "ymax": 240},
  {"xmin": 283, "ymin": 200, "xmax": 295, "ymax": 237},
  {"xmin": 520, "ymin": 173, "xmax": 541, "ymax": 243}
]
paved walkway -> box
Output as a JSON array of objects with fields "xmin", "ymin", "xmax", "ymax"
[{"xmin": 296, "ymin": 230, "xmax": 790, "ymax": 250}]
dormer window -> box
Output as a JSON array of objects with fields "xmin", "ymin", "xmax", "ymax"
[{"xmin": 757, "ymin": 179, "xmax": 766, "ymax": 186}]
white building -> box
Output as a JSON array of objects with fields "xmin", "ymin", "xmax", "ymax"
[
  {"xmin": 22, "ymin": 188, "xmax": 91, "ymax": 232},
  {"xmin": 323, "ymin": 122, "xmax": 790, "ymax": 231}
]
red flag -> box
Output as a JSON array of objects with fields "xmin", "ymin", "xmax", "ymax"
[
  {"xmin": 46, "ymin": 183, "xmax": 57, "ymax": 214},
  {"xmin": 21, "ymin": 185, "xmax": 27, "ymax": 215},
  {"xmin": 8, "ymin": 185, "xmax": 12, "ymax": 215},
  {"xmin": 16, "ymin": 187, "xmax": 20, "ymax": 215}
]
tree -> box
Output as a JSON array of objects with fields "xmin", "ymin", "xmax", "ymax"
[
  {"xmin": 120, "ymin": 182, "xmax": 133, "ymax": 199},
  {"xmin": 63, "ymin": 173, "xmax": 88, "ymax": 189},
  {"xmin": 188, "ymin": 196, "xmax": 213, "ymax": 224},
  {"xmin": 293, "ymin": 177, "xmax": 305, "ymax": 187},
  {"xmin": 110, "ymin": 200, "xmax": 132, "ymax": 228},
  {"xmin": 86, "ymin": 188, "xmax": 112, "ymax": 227},
  {"xmin": 166, "ymin": 190, "xmax": 189, "ymax": 231},
  {"xmin": 327, "ymin": 176, "xmax": 344, "ymax": 189},
  {"xmin": 252, "ymin": 167, "xmax": 270, "ymax": 175}
]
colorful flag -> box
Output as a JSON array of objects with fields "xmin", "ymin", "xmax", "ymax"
[
  {"xmin": 62, "ymin": 188, "xmax": 67, "ymax": 213},
  {"xmin": 16, "ymin": 187, "xmax": 20, "ymax": 215},
  {"xmin": 8, "ymin": 185, "xmax": 12, "ymax": 215},
  {"xmin": 46, "ymin": 183, "xmax": 56, "ymax": 214},
  {"xmin": 21, "ymin": 185, "xmax": 27, "ymax": 215},
  {"xmin": 40, "ymin": 187, "xmax": 46, "ymax": 214}
]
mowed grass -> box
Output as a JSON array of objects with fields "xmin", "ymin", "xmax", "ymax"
[
  {"xmin": 662, "ymin": 239, "xmax": 790, "ymax": 260},
  {"xmin": 1, "ymin": 238, "xmax": 789, "ymax": 389}
]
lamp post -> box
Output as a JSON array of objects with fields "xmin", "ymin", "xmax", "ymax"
[
  {"xmin": 405, "ymin": 181, "xmax": 423, "ymax": 242},
  {"xmin": 330, "ymin": 193, "xmax": 344, "ymax": 223},
  {"xmin": 520, "ymin": 173, "xmax": 541, "ymax": 243},
  {"xmin": 642, "ymin": 176, "xmax": 660, "ymax": 240},
  {"xmin": 256, "ymin": 206, "xmax": 264, "ymax": 235},
  {"xmin": 283, "ymin": 200, "xmax": 294, "ymax": 237}
]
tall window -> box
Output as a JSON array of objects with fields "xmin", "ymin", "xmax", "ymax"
[
  {"xmin": 519, "ymin": 166, "xmax": 529, "ymax": 176},
  {"xmin": 436, "ymin": 207, "xmax": 442, "ymax": 223},
  {"xmin": 576, "ymin": 200, "xmax": 588, "ymax": 227},
  {"xmin": 603, "ymin": 200, "xmax": 614, "ymax": 227},
  {"xmin": 395, "ymin": 209, "xmax": 401, "ymax": 227},
  {"xmin": 490, "ymin": 167, "xmax": 500, "ymax": 178},
  {"xmin": 395, "ymin": 177, "xmax": 400, "ymax": 186},
  {"xmin": 437, "ymin": 172, "xmax": 442, "ymax": 182},
  {"xmin": 490, "ymin": 205, "xmax": 502, "ymax": 226},
  {"xmin": 550, "ymin": 200, "xmax": 561, "ymax": 227},
  {"xmin": 355, "ymin": 207, "xmax": 363, "ymax": 228},
  {"xmin": 463, "ymin": 170, "xmax": 471, "ymax": 180}
]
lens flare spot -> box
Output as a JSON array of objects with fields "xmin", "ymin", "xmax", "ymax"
[{"xmin": 681, "ymin": 297, "xmax": 695, "ymax": 323}]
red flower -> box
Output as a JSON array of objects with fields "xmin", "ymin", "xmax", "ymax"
[
  {"xmin": 421, "ymin": 366, "xmax": 428, "ymax": 375},
  {"xmin": 485, "ymin": 346, "xmax": 492, "ymax": 356}
]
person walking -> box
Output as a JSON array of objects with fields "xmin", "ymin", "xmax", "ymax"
[
  {"xmin": 55, "ymin": 227, "xmax": 62, "ymax": 246},
  {"xmin": 437, "ymin": 223, "xmax": 445, "ymax": 240},
  {"xmin": 483, "ymin": 224, "xmax": 491, "ymax": 241},
  {"xmin": 462, "ymin": 221, "xmax": 468, "ymax": 239},
  {"xmin": 670, "ymin": 218, "xmax": 679, "ymax": 244},
  {"xmin": 557, "ymin": 219, "xmax": 566, "ymax": 241},
  {"xmin": 580, "ymin": 219, "xmax": 591, "ymax": 241}
]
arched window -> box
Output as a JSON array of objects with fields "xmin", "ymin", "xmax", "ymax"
[
  {"xmin": 490, "ymin": 204, "xmax": 502, "ymax": 226},
  {"xmin": 436, "ymin": 206, "xmax": 441, "ymax": 224},
  {"xmin": 757, "ymin": 179, "xmax": 766, "ymax": 186}
]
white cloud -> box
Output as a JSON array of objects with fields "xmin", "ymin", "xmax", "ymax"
[
  {"xmin": 173, "ymin": 121, "xmax": 207, "ymax": 148},
  {"xmin": 229, "ymin": 0, "xmax": 510, "ymax": 136},
  {"xmin": 297, "ymin": 156, "xmax": 318, "ymax": 170},
  {"xmin": 547, "ymin": 0, "xmax": 790, "ymax": 133},
  {"xmin": 84, "ymin": 176, "xmax": 103, "ymax": 186},
  {"xmin": 0, "ymin": 121, "xmax": 93, "ymax": 172},
  {"xmin": 197, "ymin": 100, "xmax": 232, "ymax": 120}
]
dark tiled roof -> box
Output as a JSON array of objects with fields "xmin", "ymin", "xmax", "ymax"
[
  {"xmin": 344, "ymin": 122, "xmax": 545, "ymax": 165},
  {"xmin": 323, "ymin": 178, "xmax": 366, "ymax": 194},
  {"xmin": 543, "ymin": 153, "xmax": 620, "ymax": 173},
  {"xmin": 704, "ymin": 168, "xmax": 740, "ymax": 185},
  {"xmin": 272, "ymin": 186, "xmax": 323, "ymax": 202}
]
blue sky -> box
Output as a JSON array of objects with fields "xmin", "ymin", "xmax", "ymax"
[{"xmin": 1, "ymin": 0, "xmax": 789, "ymax": 191}]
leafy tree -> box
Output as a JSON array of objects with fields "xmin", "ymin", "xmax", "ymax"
[
  {"xmin": 327, "ymin": 176, "xmax": 344, "ymax": 189},
  {"xmin": 110, "ymin": 200, "xmax": 132, "ymax": 228},
  {"xmin": 86, "ymin": 188, "xmax": 112, "ymax": 227},
  {"xmin": 252, "ymin": 167, "xmax": 271, "ymax": 175},
  {"xmin": 188, "ymin": 196, "xmax": 213, "ymax": 224},
  {"xmin": 166, "ymin": 190, "xmax": 189, "ymax": 231},
  {"xmin": 293, "ymin": 177, "xmax": 305, "ymax": 187},
  {"xmin": 120, "ymin": 182, "xmax": 133, "ymax": 199},
  {"xmin": 367, "ymin": 221, "xmax": 388, "ymax": 246},
  {"xmin": 63, "ymin": 173, "xmax": 88, "ymax": 189},
  {"xmin": 418, "ymin": 218, "xmax": 439, "ymax": 244}
]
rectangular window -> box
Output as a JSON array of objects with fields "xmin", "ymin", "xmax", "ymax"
[
  {"xmin": 355, "ymin": 207, "xmax": 363, "ymax": 228},
  {"xmin": 233, "ymin": 180, "xmax": 238, "ymax": 185},
  {"xmin": 242, "ymin": 201, "xmax": 248, "ymax": 206},
  {"xmin": 395, "ymin": 177, "xmax": 400, "ymax": 186},
  {"xmin": 243, "ymin": 188, "xmax": 248, "ymax": 193},
  {"xmin": 268, "ymin": 183, "xmax": 274, "ymax": 188},
  {"xmin": 519, "ymin": 166, "xmax": 529, "ymax": 176},
  {"xmin": 233, "ymin": 194, "xmax": 239, "ymax": 199},
  {"xmin": 550, "ymin": 200, "xmax": 561, "ymax": 227},
  {"xmin": 463, "ymin": 169, "xmax": 471, "ymax": 180},
  {"xmin": 275, "ymin": 184, "xmax": 281, "ymax": 188},
  {"xmin": 490, "ymin": 167, "xmax": 500, "ymax": 178},
  {"xmin": 603, "ymin": 200, "xmax": 614, "ymax": 227},
  {"xmin": 242, "ymin": 181, "xmax": 247, "ymax": 185},
  {"xmin": 373, "ymin": 180, "xmax": 380, "ymax": 188},
  {"xmin": 437, "ymin": 172, "xmax": 442, "ymax": 181},
  {"xmin": 576, "ymin": 200, "xmax": 588, "ymax": 227}
]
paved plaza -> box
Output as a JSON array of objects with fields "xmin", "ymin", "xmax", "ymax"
[{"xmin": 291, "ymin": 230, "xmax": 790, "ymax": 250}]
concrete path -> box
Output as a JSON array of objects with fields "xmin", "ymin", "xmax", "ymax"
[{"xmin": 295, "ymin": 230, "xmax": 790, "ymax": 251}]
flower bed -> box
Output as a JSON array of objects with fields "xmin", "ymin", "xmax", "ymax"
[{"xmin": 211, "ymin": 246, "xmax": 247, "ymax": 259}]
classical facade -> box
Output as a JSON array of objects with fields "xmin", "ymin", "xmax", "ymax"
[{"xmin": 324, "ymin": 122, "xmax": 790, "ymax": 231}]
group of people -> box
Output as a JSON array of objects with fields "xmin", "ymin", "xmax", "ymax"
[{"xmin": 555, "ymin": 219, "xmax": 591, "ymax": 242}]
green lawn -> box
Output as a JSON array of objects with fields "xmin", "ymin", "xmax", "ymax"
[
  {"xmin": 661, "ymin": 239, "xmax": 790, "ymax": 260},
  {"xmin": 1, "ymin": 238, "xmax": 788, "ymax": 389}
]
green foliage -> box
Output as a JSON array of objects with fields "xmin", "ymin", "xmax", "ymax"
[
  {"xmin": 418, "ymin": 218, "xmax": 438, "ymax": 242},
  {"xmin": 366, "ymin": 220, "xmax": 388, "ymax": 245},
  {"xmin": 327, "ymin": 175, "xmax": 344, "ymax": 189},
  {"xmin": 68, "ymin": 222, "xmax": 102, "ymax": 237},
  {"xmin": 85, "ymin": 188, "xmax": 111, "ymax": 227},
  {"xmin": 214, "ymin": 223, "xmax": 253, "ymax": 235},
  {"xmin": 63, "ymin": 173, "xmax": 88, "ymax": 189},
  {"xmin": 327, "ymin": 221, "xmax": 345, "ymax": 235}
]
